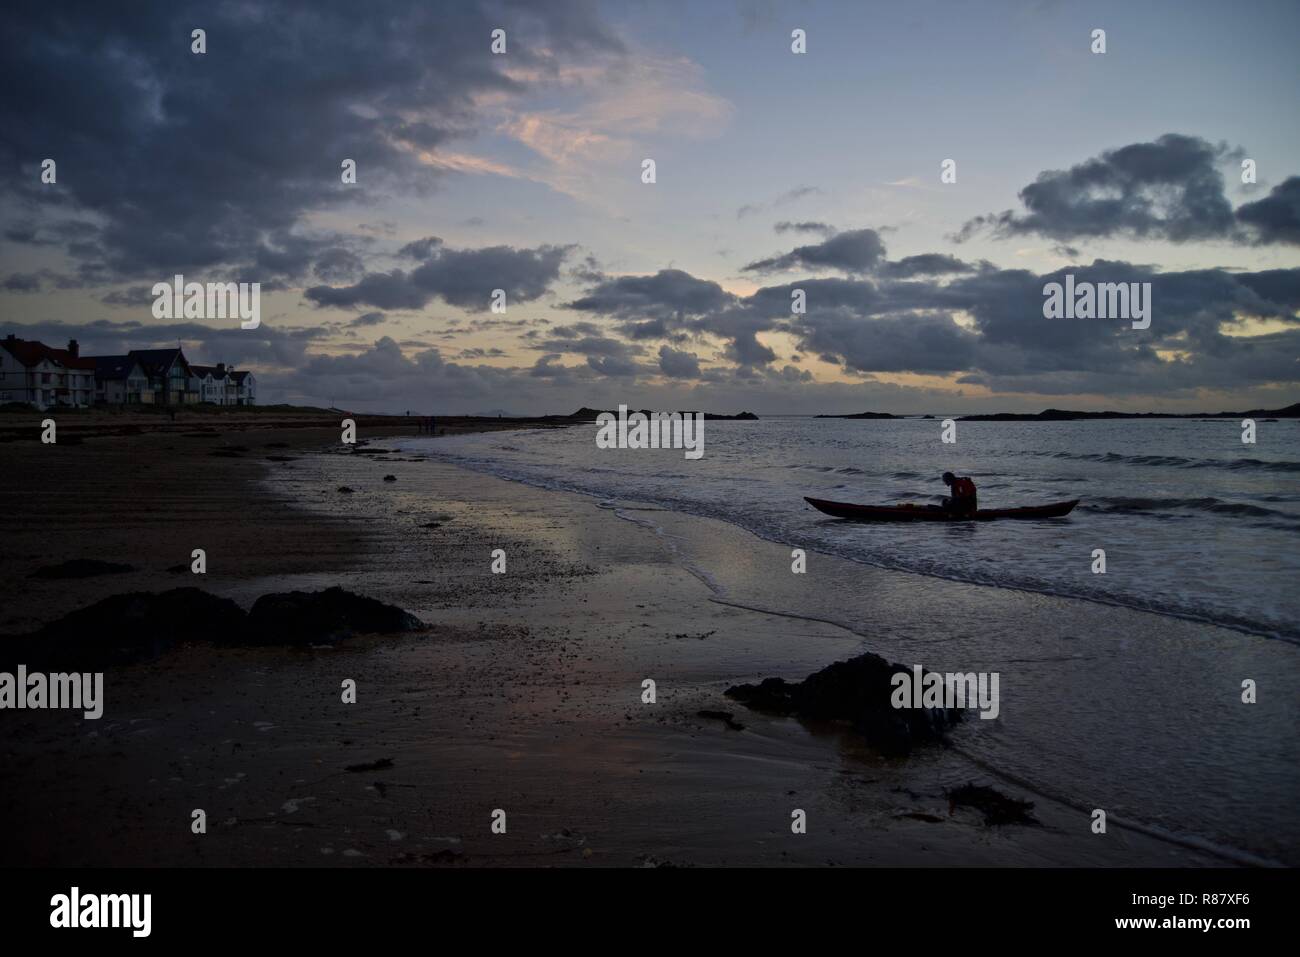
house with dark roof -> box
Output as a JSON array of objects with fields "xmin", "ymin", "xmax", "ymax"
[
  {"xmin": 229, "ymin": 368, "xmax": 256, "ymax": 406},
  {"xmin": 189, "ymin": 363, "xmax": 230, "ymax": 404},
  {"xmin": 93, "ymin": 355, "xmax": 151, "ymax": 405},
  {"xmin": 123, "ymin": 348, "xmax": 198, "ymax": 404},
  {"xmin": 0, "ymin": 335, "xmax": 96, "ymax": 409}
]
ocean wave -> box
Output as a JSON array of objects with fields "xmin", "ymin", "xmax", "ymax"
[
  {"xmin": 1082, "ymin": 496, "xmax": 1300, "ymax": 522},
  {"xmin": 1033, "ymin": 450, "xmax": 1300, "ymax": 472}
]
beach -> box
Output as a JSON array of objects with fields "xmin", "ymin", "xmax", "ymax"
[{"xmin": 2, "ymin": 416, "xmax": 1289, "ymax": 867}]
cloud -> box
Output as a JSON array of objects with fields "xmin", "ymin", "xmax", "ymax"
[
  {"xmin": 313, "ymin": 247, "xmax": 366, "ymax": 283},
  {"xmin": 774, "ymin": 221, "xmax": 835, "ymax": 236},
  {"xmin": 737, "ymin": 185, "xmax": 821, "ymax": 219},
  {"xmin": 658, "ymin": 345, "xmax": 702, "ymax": 378},
  {"xmin": 742, "ymin": 228, "xmax": 888, "ymax": 275},
  {"xmin": 531, "ymin": 333, "xmax": 644, "ymax": 361},
  {"xmin": 956, "ymin": 134, "xmax": 1239, "ymax": 243},
  {"xmin": 2, "ymin": 273, "xmax": 41, "ymax": 292},
  {"xmin": 305, "ymin": 242, "xmax": 572, "ymax": 311},
  {"xmin": 396, "ymin": 237, "xmax": 444, "ymax": 260},
  {"xmin": 565, "ymin": 269, "xmax": 735, "ymax": 329},
  {"xmin": 496, "ymin": 53, "xmax": 731, "ymax": 199},
  {"xmin": 878, "ymin": 254, "xmax": 976, "ymax": 279},
  {"xmin": 0, "ymin": 0, "xmax": 620, "ymax": 282},
  {"xmin": 1236, "ymin": 177, "xmax": 1300, "ymax": 245},
  {"xmin": 564, "ymin": 247, "xmax": 1300, "ymax": 398}
]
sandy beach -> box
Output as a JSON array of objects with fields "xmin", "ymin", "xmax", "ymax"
[{"xmin": 1, "ymin": 415, "xmax": 1272, "ymax": 868}]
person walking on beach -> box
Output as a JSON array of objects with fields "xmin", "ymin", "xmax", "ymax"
[{"xmin": 941, "ymin": 471, "xmax": 978, "ymax": 516}]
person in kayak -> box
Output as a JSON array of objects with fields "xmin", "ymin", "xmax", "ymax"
[{"xmin": 941, "ymin": 471, "xmax": 978, "ymax": 516}]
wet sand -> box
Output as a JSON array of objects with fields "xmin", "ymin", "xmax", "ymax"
[{"xmin": 0, "ymin": 422, "xmax": 1243, "ymax": 866}]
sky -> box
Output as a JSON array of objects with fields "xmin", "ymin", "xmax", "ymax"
[{"xmin": 2, "ymin": 0, "xmax": 1298, "ymax": 414}]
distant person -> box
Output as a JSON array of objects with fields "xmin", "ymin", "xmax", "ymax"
[{"xmin": 941, "ymin": 471, "xmax": 977, "ymax": 516}]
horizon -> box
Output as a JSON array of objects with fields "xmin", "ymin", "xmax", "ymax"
[{"xmin": 2, "ymin": 0, "xmax": 1298, "ymax": 415}]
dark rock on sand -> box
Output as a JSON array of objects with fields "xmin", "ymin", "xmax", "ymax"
[
  {"xmin": 725, "ymin": 652, "xmax": 959, "ymax": 756},
  {"xmin": 247, "ymin": 586, "xmax": 424, "ymax": 645},
  {"xmin": 383, "ymin": 474, "xmax": 397, "ymax": 482},
  {"xmin": 12, "ymin": 588, "xmax": 247, "ymax": 668},
  {"xmin": 4, "ymin": 587, "xmax": 424, "ymax": 666},
  {"xmin": 28, "ymin": 559, "xmax": 135, "ymax": 580},
  {"xmin": 345, "ymin": 757, "xmax": 395, "ymax": 773},
  {"xmin": 337, "ymin": 486, "xmax": 355, "ymax": 494},
  {"xmin": 697, "ymin": 709, "xmax": 745, "ymax": 731},
  {"xmin": 946, "ymin": 783, "xmax": 1038, "ymax": 826}
]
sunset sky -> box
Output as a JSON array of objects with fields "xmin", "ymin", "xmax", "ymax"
[{"xmin": 2, "ymin": 0, "xmax": 1298, "ymax": 414}]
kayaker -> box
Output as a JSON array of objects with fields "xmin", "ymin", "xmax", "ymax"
[{"xmin": 941, "ymin": 471, "xmax": 978, "ymax": 516}]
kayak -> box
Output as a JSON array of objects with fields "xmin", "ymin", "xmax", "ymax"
[{"xmin": 804, "ymin": 497, "xmax": 1079, "ymax": 522}]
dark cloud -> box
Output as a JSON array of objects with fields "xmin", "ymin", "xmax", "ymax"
[
  {"xmin": 742, "ymin": 228, "xmax": 887, "ymax": 275},
  {"xmin": 305, "ymin": 242, "xmax": 572, "ymax": 311},
  {"xmin": 566, "ymin": 269, "xmax": 734, "ymax": 326},
  {"xmin": 658, "ymin": 345, "xmax": 702, "ymax": 378},
  {"xmin": 313, "ymin": 247, "xmax": 366, "ymax": 283},
  {"xmin": 397, "ymin": 237, "xmax": 444, "ymax": 260},
  {"xmin": 1236, "ymin": 177, "xmax": 1300, "ymax": 245},
  {"xmin": 878, "ymin": 254, "xmax": 975, "ymax": 279},
  {"xmin": 2, "ymin": 273, "xmax": 41, "ymax": 292},
  {"xmin": 586, "ymin": 354, "xmax": 642, "ymax": 377},
  {"xmin": 956, "ymin": 134, "xmax": 1239, "ymax": 243},
  {"xmin": 534, "ymin": 322, "xmax": 604, "ymax": 340},
  {"xmin": 530, "ymin": 354, "xmax": 577, "ymax": 380},
  {"xmin": 531, "ymin": 334, "xmax": 644, "ymax": 360},
  {"xmin": 566, "ymin": 250, "xmax": 1300, "ymax": 398},
  {"xmin": 0, "ymin": 0, "xmax": 621, "ymax": 282},
  {"xmin": 567, "ymin": 254, "xmax": 606, "ymax": 285},
  {"xmin": 774, "ymin": 221, "xmax": 835, "ymax": 236},
  {"xmin": 99, "ymin": 285, "xmax": 155, "ymax": 307},
  {"xmin": 350, "ymin": 311, "xmax": 387, "ymax": 327}
]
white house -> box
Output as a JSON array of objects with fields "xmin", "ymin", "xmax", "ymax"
[
  {"xmin": 0, "ymin": 335, "xmax": 96, "ymax": 409},
  {"xmin": 230, "ymin": 369, "xmax": 256, "ymax": 405},
  {"xmin": 189, "ymin": 363, "xmax": 229, "ymax": 404},
  {"xmin": 188, "ymin": 363, "xmax": 255, "ymax": 405}
]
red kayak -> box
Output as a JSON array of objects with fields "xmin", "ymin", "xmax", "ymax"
[{"xmin": 804, "ymin": 496, "xmax": 1079, "ymax": 522}]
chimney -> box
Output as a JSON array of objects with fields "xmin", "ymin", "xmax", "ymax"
[
  {"xmin": 67, "ymin": 339, "xmax": 79, "ymax": 357},
  {"xmin": 216, "ymin": 362, "xmax": 226, "ymax": 374}
]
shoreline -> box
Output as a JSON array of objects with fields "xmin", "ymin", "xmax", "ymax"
[
  {"xmin": 1, "ymin": 422, "xmax": 1292, "ymax": 866},
  {"xmin": 398, "ymin": 433, "xmax": 1297, "ymax": 646}
]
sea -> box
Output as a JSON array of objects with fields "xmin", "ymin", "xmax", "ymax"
[
  {"xmin": 400, "ymin": 416, "xmax": 1300, "ymax": 643},
  {"xmin": 393, "ymin": 415, "xmax": 1300, "ymax": 865}
]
